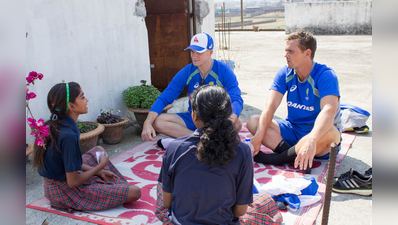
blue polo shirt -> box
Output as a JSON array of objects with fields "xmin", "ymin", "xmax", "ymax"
[
  {"xmin": 271, "ymin": 62, "xmax": 341, "ymax": 128},
  {"xmin": 150, "ymin": 59, "xmax": 243, "ymax": 117},
  {"xmin": 158, "ymin": 129, "xmax": 254, "ymax": 224},
  {"xmin": 38, "ymin": 116, "xmax": 83, "ymax": 181}
]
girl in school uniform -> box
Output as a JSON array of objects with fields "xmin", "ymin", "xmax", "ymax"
[
  {"xmin": 156, "ymin": 85, "xmax": 282, "ymax": 224},
  {"xmin": 32, "ymin": 82, "xmax": 141, "ymax": 212}
]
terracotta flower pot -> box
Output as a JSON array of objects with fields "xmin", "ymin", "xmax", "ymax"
[
  {"xmin": 100, "ymin": 118, "xmax": 130, "ymax": 144},
  {"xmin": 128, "ymin": 104, "xmax": 173, "ymax": 128},
  {"xmin": 78, "ymin": 121, "xmax": 104, "ymax": 153}
]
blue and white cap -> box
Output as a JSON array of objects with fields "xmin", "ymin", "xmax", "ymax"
[{"xmin": 184, "ymin": 32, "xmax": 214, "ymax": 53}]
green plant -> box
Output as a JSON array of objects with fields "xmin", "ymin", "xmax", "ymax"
[
  {"xmin": 77, "ymin": 122, "xmax": 98, "ymax": 134},
  {"xmin": 122, "ymin": 80, "xmax": 161, "ymax": 108},
  {"xmin": 97, "ymin": 109, "xmax": 121, "ymax": 124}
]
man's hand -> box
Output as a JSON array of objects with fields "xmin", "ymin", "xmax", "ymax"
[
  {"xmin": 294, "ymin": 139, "xmax": 316, "ymax": 170},
  {"xmin": 250, "ymin": 135, "xmax": 263, "ymax": 156},
  {"xmin": 97, "ymin": 170, "xmax": 118, "ymax": 182},
  {"xmin": 141, "ymin": 122, "xmax": 156, "ymax": 141}
]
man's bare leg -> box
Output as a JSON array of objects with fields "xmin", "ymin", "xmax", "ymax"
[
  {"xmin": 246, "ymin": 115, "xmax": 283, "ymax": 150},
  {"xmin": 152, "ymin": 113, "xmax": 193, "ymax": 138}
]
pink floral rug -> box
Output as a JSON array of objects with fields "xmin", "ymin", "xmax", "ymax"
[{"xmin": 27, "ymin": 122, "xmax": 356, "ymax": 225}]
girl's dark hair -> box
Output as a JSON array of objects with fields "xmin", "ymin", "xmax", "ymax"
[
  {"xmin": 191, "ymin": 85, "xmax": 239, "ymax": 167},
  {"xmin": 33, "ymin": 82, "xmax": 81, "ymax": 170}
]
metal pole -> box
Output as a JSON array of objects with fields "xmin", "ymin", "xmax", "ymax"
[
  {"xmin": 241, "ymin": 0, "xmax": 243, "ymax": 30},
  {"xmin": 322, "ymin": 142, "xmax": 338, "ymax": 225}
]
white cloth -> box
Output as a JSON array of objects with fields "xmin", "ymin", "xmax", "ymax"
[
  {"xmin": 258, "ymin": 176, "xmax": 312, "ymax": 196},
  {"xmin": 341, "ymin": 108, "xmax": 369, "ymax": 131}
]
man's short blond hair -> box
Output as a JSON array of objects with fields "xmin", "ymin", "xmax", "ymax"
[{"xmin": 286, "ymin": 30, "xmax": 317, "ymax": 60}]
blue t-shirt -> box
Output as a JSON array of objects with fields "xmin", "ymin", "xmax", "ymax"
[
  {"xmin": 38, "ymin": 116, "xmax": 83, "ymax": 181},
  {"xmin": 150, "ymin": 59, "xmax": 244, "ymax": 117},
  {"xmin": 158, "ymin": 129, "xmax": 254, "ymax": 224},
  {"xmin": 270, "ymin": 62, "xmax": 341, "ymax": 128}
]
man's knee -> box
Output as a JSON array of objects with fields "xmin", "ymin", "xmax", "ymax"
[
  {"xmin": 234, "ymin": 118, "xmax": 243, "ymax": 132},
  {"xmin": 327, "ymin": 125, "xmax": 341, "ymax": 144},
  {"xmin": 152, "ymin": 113, "xmax": 168, "ymax": 131},
  {"xmin": 247, "ymin": 115, "xmax": 260, "ymax": 134}
]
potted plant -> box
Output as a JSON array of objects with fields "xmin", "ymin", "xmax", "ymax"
[
  {"xmin": 123, "ymin": 80, "xmax": 172, "ymax": 128},
  {"xmin": 96, "ymin": 109, "xmax": 129, "ymax": 144},
  {"xmin": 77, "ymin": 121, "xmax": 104, "ymax": 153}
]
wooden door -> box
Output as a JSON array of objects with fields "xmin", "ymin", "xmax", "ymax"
[{"xmin": 145, "ymin": 0, "xmax": 196, "ymax": 92}]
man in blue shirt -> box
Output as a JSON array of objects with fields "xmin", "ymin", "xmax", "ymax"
[
  {"xmin": 141, "ymin": 32, "xmax": 243, "ymax": 141},
  {"xmin": 247, "ymin": 30, "xmax": 341, "ymax": 173}
]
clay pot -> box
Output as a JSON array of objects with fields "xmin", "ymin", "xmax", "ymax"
[
  {"xmin": 100, "ymin": 118, "xmax": 129, "ymax": 144},
  {"xmin": 128, "ymin": 104, "xmax": 173, "ymax": 128},
  {"xmin": 78, "ymin": 121, "xmax": 104, "ymax": 153}
]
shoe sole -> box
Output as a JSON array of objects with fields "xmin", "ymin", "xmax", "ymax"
[
  {"xmin": 345, "ymin": 127, "xmax": 355, "ymax": 132},
  {"xmin": 354, "ymin": 127, "xmax": 369, "ymax": 134},
  {"xmin": 332, "ymin": 188, "xmax": 372, "ymax": 196}
]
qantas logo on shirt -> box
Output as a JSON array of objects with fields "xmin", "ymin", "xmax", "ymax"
[
  {"xmin": 287, "ymin": 101, "xmax": 314, "ymax": 111},
  {"xmin": 194, "ymin": 37, "xmax": 199, "ymax": 42}
]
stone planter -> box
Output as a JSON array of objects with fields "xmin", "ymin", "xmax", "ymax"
[
  {"xmin": 100, "ymin": 118, "xmax": 130, "ymax": 144},
  {"xmin": 78, "ymin": 121, "xmax": 104, "ymax": 153},
  {"xmin": 128, "ymin": 104, "xmax": 173, "ymax": 128}
]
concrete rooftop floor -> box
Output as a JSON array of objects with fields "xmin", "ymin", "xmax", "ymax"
[{"xmin": 26, "ymin": 31, "xmax": 372, "ymax": 225}]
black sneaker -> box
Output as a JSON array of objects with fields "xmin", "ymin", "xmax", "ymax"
[
  {"xmin": 364, "ymin": 167, "xmax": 372, "ymax": 176},
  {"xmin": 332, "ymin": 168, "xmax": 372, "ymax": 196}
]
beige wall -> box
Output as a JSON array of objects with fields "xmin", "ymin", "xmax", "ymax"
[{"xmin": 285, "ymin": 1, "xmax": 372, "ymax": 34}]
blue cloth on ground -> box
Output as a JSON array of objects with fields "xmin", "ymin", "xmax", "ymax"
[
  {"xmin": 271, "ymin": 177, "xmax": 319, "ymax": 210},
  {"xmin": 340, "ymin": 103, "xmax": 370, "ymax": 117},
  {"xmin": 273, "ymin": 194, "xmax": 301, "ymax": 210}
]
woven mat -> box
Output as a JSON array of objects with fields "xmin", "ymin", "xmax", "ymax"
[{"xmin": 27, "ymin": 122, "xmax": 355, "ymax": 225}]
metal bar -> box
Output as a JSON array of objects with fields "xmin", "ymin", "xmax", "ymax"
[
  {"xmin": 241, "ymin": 0, "xmax": 243, "ymax": 29},
  {"xmin": 192, "ymin": 0, "xmax": 196, "ymax": 35},
  {"xmin": 322, "ymin": 142, "xmax": 338, "ymax": 225}
]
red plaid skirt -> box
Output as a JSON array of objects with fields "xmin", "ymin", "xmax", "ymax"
[
  {"xmin": 44, "ymin": 147, "xmax": 130, "ymax": 212},
  {"xmin": 155, "ymin": 182, "xmax": 283, "ymax": 224}
]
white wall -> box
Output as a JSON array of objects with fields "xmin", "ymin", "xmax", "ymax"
[
  {"xmin": 285, "ymin": 1, "xmax": 372, "ymax": 34},
  {"xmin": 196, "ymin": 0, "xmax": 217, "ymax": 58},
  {"xmin": 26, "ymin": 0, "xmax": 151, "ymax": 142}
]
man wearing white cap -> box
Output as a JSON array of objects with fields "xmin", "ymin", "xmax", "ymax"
[{"xmin": 141, "ymin": 32, "xmax": 243, "ymax": 144}]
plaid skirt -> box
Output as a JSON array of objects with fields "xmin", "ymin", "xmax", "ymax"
[
  {"xmin": 44, "ymin": 147, "xmax": 130, "ymax": 212},
  {"xmin": 155, "ymin": 182, "xmax": 283, "ymax": 225}
]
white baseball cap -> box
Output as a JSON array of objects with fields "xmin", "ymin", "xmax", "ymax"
[{"xmin": 184, "ymin": 32, "xmax": 214, "ymax": 53}]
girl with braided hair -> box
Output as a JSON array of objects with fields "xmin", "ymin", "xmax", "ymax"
[
  {"xmin": 156, "ymin": 85, "xmax": 282, "ymax": 224},
  {"xmin": 33, "ymin": 82, "xmax": 141, "ymax": 212}
]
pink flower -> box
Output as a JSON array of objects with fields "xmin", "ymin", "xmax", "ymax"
[
  {"xmin": 35, "ymin": 136, "xmax": 44, "ymax": 146},
  {"xmin": 26, "ymin": 71, "xmax": 49, "ymax": 146},
  {"xmin": 28, "ymin": 92, "xmax": 36, "ymax": 100},
  {"xmin": 27, "ymin": 117, "xmax": 37, "ymax": 128},
  {"xmin": 29, "ymin": 71, "xmax": 38, "ymax": 78},
  {"xmin": 36, "ymin": 118, "xmax": 44, "ymax": 127},
  {"xmin": 26, "ymin": 76, "xmax": 34, "ymax": 84}
]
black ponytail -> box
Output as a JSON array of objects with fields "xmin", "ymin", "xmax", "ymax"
[
  {"xmin": 33, "ymin": 82, "xmax": 81, "ymax": 170},
  {"xmin": 191, "ymin": 85, "xmax": 239, "ymax": 167}
]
